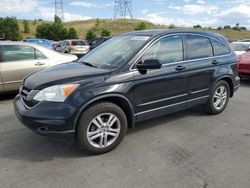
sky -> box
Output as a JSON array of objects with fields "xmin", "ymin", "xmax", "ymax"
[{"xmin": 0, "ymin": 0, "xmax": 250, "ymax": 28}]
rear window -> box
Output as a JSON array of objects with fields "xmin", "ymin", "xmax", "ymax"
[
  {"xmin": 211, "ymin": 39, "xmax": 231, "ymax": 56},
  {"xmin": 72, "ymin": 41, "xmax": 87, "ymax": 46},
  {"xmin": 3, "ymin": 45, "xmax": 35, "ymax": 62},
  {"xmin": 186, "ymin": 35, "xmax": 213, "ymax": 60}
]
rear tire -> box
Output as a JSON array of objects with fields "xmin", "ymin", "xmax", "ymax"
[
  {"xmin": 205, "ymin": 80, "xmax": 230, "ymax": 115},
  {"xmin": 76, "ymin": 102, "xmax": 127, "ymax": 154}
]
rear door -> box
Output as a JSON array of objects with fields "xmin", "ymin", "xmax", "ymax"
[
  {"xmin": 184, "ymin": 34, "xmax": 215, "ymax": 107},
  {"xmin": 1, "ymin": 45, "xmax": 49, "ymax": 91}
]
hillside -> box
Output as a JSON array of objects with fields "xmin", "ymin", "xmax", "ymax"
[{"xmin": 17, "ymin": 19, "xmax": 250, "ymax": 40}]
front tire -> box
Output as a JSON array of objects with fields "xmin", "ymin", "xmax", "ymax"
[
  {"xmin": 205, "ymin": 80, "xmax": 230, "ymax": 115},
  {"xmin": 76, "ymin": 102, "xmax": 127, "ymax": 154}
]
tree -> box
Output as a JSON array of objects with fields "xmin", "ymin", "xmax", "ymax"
[
  {"xmin": 67, "ymin": 27, "xmax": 78, "ymax": 39},
  {"xmin": 233, "ymin": 23, "xmax": 241, "ymax": 31},
  {"xmin": 86, "ymin": 29, "xmax": 96, "ymax": 41},
  {"xmin": 23, "ymin": 20, "xmax": 30, "ymax": 33},
  {"xmin": 36, "ymin": 16, "xmax": 69, "ymax": 40},
  {"xmin": 193, "ymin": 24, "xmax": 202, "ymax": 29},
  {"xmin": 169, "ymin": 24, "xmax": 176, "ymax": 29},
  {"xmin": 135, "ymin": 22, "xmax": 146, "ymax": 31},
  {"xmin": 0, "ymin": 17, "xmax": 21, "ymax": 40},
  {"xmin": 36, "ymin": 23, "xmax": 52, "ymax": 39},
  {"xmin": 101, "ymin": 28, "xmax": 111, "ymax": 37},
  {"xmin": 224, "ymin": 25, "xmax": 231, "ymax": 29},
  {"xmin": 217, "ymin": 26, "xmax": 222, "ymax": 30},
  {"xmin": 95, "ymin": 18, "xmax": 101, "ymax": 29}
]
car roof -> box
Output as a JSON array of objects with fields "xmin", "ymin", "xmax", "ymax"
[
  {"xmin": 0, "ymin": 41, "xmax": 45, "ymax": 47},
  {"xmin": 119, "ymin": 29, "xmax": 228, "ymax": 43},
  {"xmin": 231, "ymin": 41, "xmax": 250, "ymax": 44}
]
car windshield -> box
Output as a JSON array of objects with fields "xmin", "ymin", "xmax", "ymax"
[
  {"xmin": 78, "ymin": 35, "xmax": 150, "ymax": 70},
  {"xmin": 231, "ymin": 43, "xmax": 250, "ymax": 51}
]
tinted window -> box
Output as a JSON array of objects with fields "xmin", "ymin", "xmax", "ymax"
[
  {"xmin": 72, "ymin": 41, "xmax": 87, "ymax": 46},
  {"xmin": 211, "ymin": 39, "xmax": 231, "ymax": 56},
  {"xmin": 3, "ymin": 45, "xmax": 35, "ymax": 62},
  {"xmin": 35, "ymin": 49, "xmax": 46, "ymax": 59},
  {"xmin": 186, "ymin": 35, "xmax": 213, "ymax": 60},
  {"xmin": 142, "ymin": 35, "xmax": 183, "ymax": 64}
]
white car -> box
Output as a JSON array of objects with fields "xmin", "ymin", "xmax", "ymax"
[
  {"xmin": 0, "ymin": 41, "xmax": 77, "ymax": 92},
  {"xmin": 231, "ymin": 42, "xmax": 250, "ymax": 56}
]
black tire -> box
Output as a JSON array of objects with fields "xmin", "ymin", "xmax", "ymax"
[
  {"xmin": 205, "ymin": 80, "xmax": 230, "ymax": 115},
  {"xmin": 76, "ymin": 102, "xmax": 127, "ymax": 154}
]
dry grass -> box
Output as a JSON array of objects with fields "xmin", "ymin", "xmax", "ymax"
[{"xmin": 17, "ymin": 19, "xmax": 250, "ymax": 40}]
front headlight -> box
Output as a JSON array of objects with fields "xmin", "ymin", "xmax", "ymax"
[{"xmin": 33, "ymin": 84, "xmax": 79, "ymax": 102}]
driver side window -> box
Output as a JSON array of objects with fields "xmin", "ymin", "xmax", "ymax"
[{"xmin": 141, "ymin": 35, "xmax": 183, "ymax": 65}]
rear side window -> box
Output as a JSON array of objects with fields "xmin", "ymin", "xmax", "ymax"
[
  {"xmin": 3, "ymin": 45, "xmax": 35, "ymax": 62},
  {"xmin": 211, "ymin": 39, "xmax": 231, "ymax": 56},
  {"xmin": 35, "ymin": 49, "xmax": 46, "ymax": 59},
  {"xmin": 186, "ymin": 35, "xmax": 213, "ymax": 60}
]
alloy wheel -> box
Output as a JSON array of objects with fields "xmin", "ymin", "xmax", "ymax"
[{"xmin": 86, "ymin": 113, "xmax": 121, "ymax": 148}]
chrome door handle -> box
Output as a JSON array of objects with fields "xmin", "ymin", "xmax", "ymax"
[
  {"xmin": 35, "ymin": 62, "xmax": 45, "ymax": 66},
  {"xmin": 175, "ymin": 65, "xmax": 186, "ymax": 71},
  {"xmin": 212, "ymin": 60, "xmax": 219, "ymax": 65}
]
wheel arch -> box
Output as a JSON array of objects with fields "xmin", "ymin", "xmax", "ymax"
[
  {"xmin": 214, "ymin": 75, "xmax": 234, "ymax": 97},
  {"xmin": 73, "ymin": 94, "xmax": 135, "ymax": 130}
]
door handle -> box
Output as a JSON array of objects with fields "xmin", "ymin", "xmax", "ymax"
[
  {"xmin": 35, "ymin": 62, "xmax": 45, "ymax": 66},
  {"xmin": 212, "ymin": 60, "xmax": 219, "ymax": 65},
  {"xmin": 175, "ymin": 65, "xmax": 186, "ymax": 71}
]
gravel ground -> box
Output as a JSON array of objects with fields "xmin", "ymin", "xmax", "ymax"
[{"xmin": 0, "ymin": 80, "xmax": 250, "ymax": 188}]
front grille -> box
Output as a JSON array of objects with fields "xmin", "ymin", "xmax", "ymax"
[{"xmin": 20, "ymin": 86, "xmax": 39, "ymax": 108}]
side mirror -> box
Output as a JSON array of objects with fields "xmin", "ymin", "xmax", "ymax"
[{"xmin": 136, "ymin": 59, "xmax": 162, "ymax": 70}]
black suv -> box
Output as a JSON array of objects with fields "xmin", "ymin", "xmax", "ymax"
[{"xmin": 14, "ymin": 30, "xmax": 240, "ymax": 154}]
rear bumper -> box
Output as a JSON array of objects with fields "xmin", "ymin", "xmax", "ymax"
[
  {"xmin": 14, "ymin": 95, "xmax": 76, "ymax": 142},
  {"xmin": 238, "ymin": 63, "xmax": 250, "ymax": 78},
  {"xmin": 239, "ymin": 72, "xmax": 250, "ymax": 79}
]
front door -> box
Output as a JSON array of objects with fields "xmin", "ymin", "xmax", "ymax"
[
  {"xmin": 1, "ymin": 45, "xmax": 49, "ymax": 91},
  {"xmin": 132, "ymin": 35, "xmax": 189, "ymax": 121}
]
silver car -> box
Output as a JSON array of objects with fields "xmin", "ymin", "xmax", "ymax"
[
  {"xmin": 0, "ymin": 41, "xmax": 77, "ymax": 92},
  {"xmin": 59, "ymin": 40, "xmax": 90, "ymax": 56}
]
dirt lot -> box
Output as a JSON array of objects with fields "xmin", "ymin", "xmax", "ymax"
[{"xmin": 0, "ymin": 81, "xmax": 250, "ymax": 188}]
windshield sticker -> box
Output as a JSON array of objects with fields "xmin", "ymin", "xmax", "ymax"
[{"xmin": 130, "ymin": 36, "xmax": 150, "ymax": 41}]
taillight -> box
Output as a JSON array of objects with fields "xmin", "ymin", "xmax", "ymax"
[{"xmin": 70, "ymin": 41, "xmax": 74, "ymax": 50}]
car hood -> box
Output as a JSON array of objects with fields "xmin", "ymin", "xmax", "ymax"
[
  {"xmin": 49, "ymin": 53, "xmax": 78, "ymax": 65},
  {"xmin": 23, "ymin": 62, "xmax": 110, "ymax": 90}
]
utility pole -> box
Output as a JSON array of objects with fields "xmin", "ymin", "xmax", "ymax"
[
  {"xmin": 114, "ymin": 0, "xmax": 132, "ymax": 19},
  {"xmin": 54, "ymin": 0, "xmax": 65, "ymax": 21}
]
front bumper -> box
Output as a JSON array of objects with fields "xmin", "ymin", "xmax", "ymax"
[{"xmin": 14, "ymin": 95, "xmax": 76, "ymax": 142}]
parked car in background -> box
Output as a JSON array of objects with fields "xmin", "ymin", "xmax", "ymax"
[
  {"xmin": 59, "ymin": 39, "xmax": 90, "ymax": 57},
  {"xmin": 238, "ymin": 51, "xmax": 250, "ymax": 79},
  {"xmin": 231, "ymin": 41, "xmax": 250, "ymax": 56},
  {"xmin": 0, "ymin": 41, "xmax": 77, "ymax": 93},
  {"xmin": 14, "ymin": 30, "xmax": 239, "ymax": 154},
  {"xmin": 89, "ymin": 37, "xmax": 111, "ymax": 50},
  {"xmin": 24, "ymin": 38, "xmax": 54, "ymax": 50}
]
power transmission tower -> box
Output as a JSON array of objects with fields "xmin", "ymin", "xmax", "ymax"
[
  {"xmin": 114, "ymin": 0, "xmax": 132, "ymax": 19},
  {"xmin": 54, "ymin": 0, "xmax": 65, "ymax": 21}
]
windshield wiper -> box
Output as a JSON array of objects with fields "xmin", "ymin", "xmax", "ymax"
[{"xmin": 79, "ymin": 61, "xmax": 98, "ymax": 68}]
